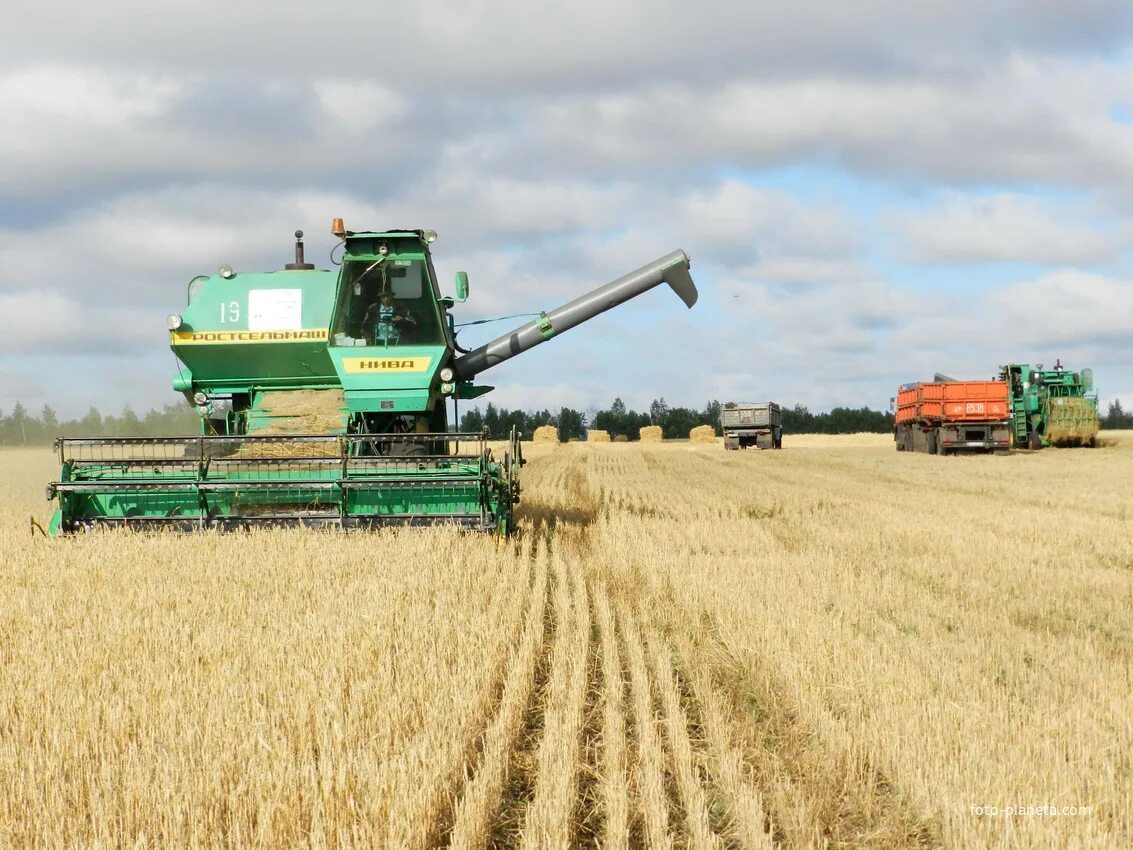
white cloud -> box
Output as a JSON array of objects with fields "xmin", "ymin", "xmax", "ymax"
[
  {"xmin": 313, "ymin": 81, "xmax": 408, "ymax": 135},
  {"xmin": 987, "ymin": 268, "xmax": 1133, "ymax": 345},
  {"xmin": 0, "ymin": 290, "xmax": 158, "ymax": 354},
  {"xmin": 896, "ymin": 192, "xmax": 1119, "ymax": 263},
  {"xmin": 5, "ymin": 1, "xmax": 1131, "ymax": 84},
  {"xmin": 494, "ymin": 58, "xmax": 1133, "ymax": 191},
  {"xmin": 0, "ymin": 65, "xmax": 177, "ymax": 125}
]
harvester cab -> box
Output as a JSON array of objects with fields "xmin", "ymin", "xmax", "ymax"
[
  {"xmin": 47, "ymin": 224, "xmax": 697, "ymax": 535},
  {"xmin": 1000, "ymin": 360, "xmax": 1099, "ymax": 449}
]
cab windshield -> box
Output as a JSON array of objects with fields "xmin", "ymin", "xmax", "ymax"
[{"xmin": 331, "ymin": 257, "xmax": 443, "ymax": 348}]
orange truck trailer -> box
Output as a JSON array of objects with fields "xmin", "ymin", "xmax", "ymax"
[{"xmin": 894, "ymin": 381, "xmax": 1012, "ymax": 455}]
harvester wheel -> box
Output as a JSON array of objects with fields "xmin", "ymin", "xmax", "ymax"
[
  {"xmin": 386, "ymin": 441, "xmax": 428, "ymax": 458},
  {"xmin": 1027, "ymin": 432, "xmax": 1043, "ymax": 451}
]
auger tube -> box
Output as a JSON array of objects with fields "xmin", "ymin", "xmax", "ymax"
[{"xmin": 453, "ymin": 249, "xmax": 696, "ymax": 380}]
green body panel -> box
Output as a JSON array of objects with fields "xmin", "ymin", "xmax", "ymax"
[
  {"xmin": 171, "ymin": 235, "xmax": 471, "ymax": 424},
  {"xmin": 174, "ymin": 270, "xmax": 339, "ymax": 390},
  {"xmin": 329, "ymin": 345, "xmax": 444, "ymax": 390},
  {"xmin": 1000, "ymin": 362, "xmax": 1099, "ymax": 448}
]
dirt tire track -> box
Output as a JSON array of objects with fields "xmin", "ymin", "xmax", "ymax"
[
  {"xmin": 518, "ymin": 546, "xmax": 591, "ymax": 849},
  {"xmin": 674, "ymin": 623, "xmax": 943, "ymax": 850},
  {"xmin": 617, "ymin": 598, "xmax": 673, "ymax": 850},
  {"xmin": 425, "ymin": 539, "xmax": 541, "ymax": 850},
  {"xmin": 484, "ymin": 535, "xmax": 558, "ymax": 850},
  {"xmin": 666, "ymin": 639, "xmax": 776, "ymax": 850},
  {"xmin": 647, "ymin": 632, "xmax": 723, "ymax": 850},
  {"xmin": 571, "ymin": 579, "xmax": 605, "ymax": 850},
  {"xmin": 592, "ymin": 578, "xmax": 631, "ymax": 850},
  {"xmin": 446, "ymin": 543, "xmax": 551, "ymax": 850}
]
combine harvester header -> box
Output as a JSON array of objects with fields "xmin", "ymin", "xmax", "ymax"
[{"xmin": 47, "ymin": 225, "xmax": 697, "ymax": 535}]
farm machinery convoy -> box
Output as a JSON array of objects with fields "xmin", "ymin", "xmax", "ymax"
[
  {"xmin": 46, "ymin": 224, "xmax": 697, "ymax": 535},
  {"xmin": 894, "ymin": 361, "xmax": 1099, "ymax": 455}
]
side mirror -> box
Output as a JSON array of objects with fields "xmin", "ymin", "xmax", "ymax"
[{"xmin": 454, "ymin": 271, "xmax": 469, "ymax": 302}]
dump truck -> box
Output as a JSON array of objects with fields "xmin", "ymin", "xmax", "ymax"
[
  {"xmin": 47, "ymin": 224, "xmax": 697, "ymax": 535},
  {"xmin": 1000, "ymin": 360, "xmax": 1099, "ymax": 449},
  {"xmin": 721, "ymin": 402, "xmax": 782, "ymax": 450},
  {"xmin": 894, "ymin": 381, "xmax": 1011, "ymax": 454}
]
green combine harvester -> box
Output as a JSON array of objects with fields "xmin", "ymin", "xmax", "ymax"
[
  {"xmin": 48, "ymin": 223, "xmax": 697, "ymax": 535},
  {"xmin": 999, "ymin": 360, "xmax": 1099, "ymax": 449}
]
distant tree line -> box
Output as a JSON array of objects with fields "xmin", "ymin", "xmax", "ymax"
[
  {"xmin": 459, "ymin": 398, "xmax": 895, "ymax": 440},
  {"xmin": 1104, "ymin": 400, "xmax": 1133, "ymax": 429},
  {"xmin": 458, "ymin": 398, "xmax": 729, "ymax": 441},
  {"xmin": 0, "ymin": 403, "xmax": 198, "ymax": 446}
]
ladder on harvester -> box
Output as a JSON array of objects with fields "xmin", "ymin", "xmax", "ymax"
[{"xmin": 1012, "ymin": 403, "xmax": 1028, "ymax": 447}]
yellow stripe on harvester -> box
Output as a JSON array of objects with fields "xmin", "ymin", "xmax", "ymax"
[
  {"xmin": 171, "ymin": 329, "xmax": 328, "ymax": 345},
  {"xmin": 342, "ymin": 357, "xmax": 433, "ymax": 373}
]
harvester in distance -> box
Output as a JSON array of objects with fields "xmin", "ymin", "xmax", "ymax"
[
  {"xmin": 47, "ymin": 224, "xmax": 697, "ymax": 534},
  {"xmin": 999, "ymin": 360, "xmax": 1099, "ymax": 449}
]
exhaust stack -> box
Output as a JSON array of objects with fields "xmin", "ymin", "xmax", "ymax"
[{"xmin": 454, "ymin": 249, "xmax": 696, "ymax": 380}]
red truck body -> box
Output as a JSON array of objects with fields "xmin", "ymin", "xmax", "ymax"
[
  {"xmin": 896, "ymin": 381, "xmax": 1009, "ymax": 423},
  {"xmin": 894, "ymin": 381, "xmax": 1011, "ymax": 455}
]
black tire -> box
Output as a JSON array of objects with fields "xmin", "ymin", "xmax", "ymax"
[
  {"xmin": 1028, "ymin": 432, "xmax": 1043, "ymax": 451},
  {"xmin": 387, "ymin": 440, "xmax": 428, "ymax": 458}
]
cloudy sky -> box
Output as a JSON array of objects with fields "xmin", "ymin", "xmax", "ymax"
[{"xmin": 3, "ymin": 1, "xmax": 1132, "ymax": 421}]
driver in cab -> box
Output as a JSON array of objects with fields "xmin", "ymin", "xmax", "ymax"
[{"xmin": 365, "ymin": 290, "xmax": 416, "ymax": 346}]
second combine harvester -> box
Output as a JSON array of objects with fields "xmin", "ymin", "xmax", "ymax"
[{"xmin": 47, "ymin": 223, "xmax": 697, "ymax": 534}]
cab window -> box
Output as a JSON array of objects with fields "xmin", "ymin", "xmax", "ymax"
[{"xmin": 331, "ymin": 258, "xmax": 443, "ymax": 347}]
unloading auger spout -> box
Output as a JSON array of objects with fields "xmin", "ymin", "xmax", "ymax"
[{"xmin": 453, "ymin": 249, "xmax": 697, "ymax": 380}]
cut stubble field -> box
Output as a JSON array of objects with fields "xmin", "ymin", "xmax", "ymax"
[{"xmin": 1, "ymin": 433, "xmax": 1131, "ymax": 849}]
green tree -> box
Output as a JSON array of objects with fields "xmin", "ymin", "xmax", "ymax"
[
  {"xmin": 79, "ymin": 406, "xmax": 104, "ymax": 435},
  {"xmin": 664, "ymin": 406, "xmax": 700, "ymax": 438},
  {"xmin": 558, "ymin": 407, "xmax": 585, "ymax": 441},
  {"xmin": 11, "ymin": 402, "xmax": 28, "ymax": 445},
  {"xmin": 460, "ymin": 407, "xmax": 485, "ymax": 433},
  {"xmin": 701, "ymin": 400, "xmax": 723, "ymax": 435},
  {"xmin": 41, "ymin": 404, "xmax": 59, "ymax": 436},
  {"xmin": 1104, "ymin": 399, "xmax": 1133, "ymax": 429}
]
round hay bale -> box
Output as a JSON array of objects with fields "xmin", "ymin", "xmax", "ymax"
[
  {"xmin": 639, "ymin": 425, "xmax": 663, "ymax": 442},
  {"xmin": 613, "ymin": 434, "xmax": 629, "ymax": 443},
  {"xmin": 689, "ymin": 424, "xmax": 717, "ymax": 443},
  {"xmin": 532, "ymin": 425, "xmax": 560, "ymax": 444},
  {"xmin": 587, "ymin": 429, "xmax": 611, "ymax": 443}
]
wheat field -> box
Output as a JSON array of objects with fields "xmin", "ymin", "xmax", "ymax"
[{"xmin": 1, "ymin": 434, "xmax": 1130, "ymax": 849}]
